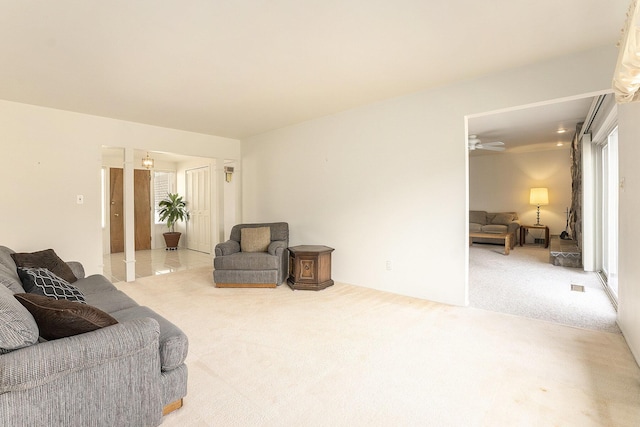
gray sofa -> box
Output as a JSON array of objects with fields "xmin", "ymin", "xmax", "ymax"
[
  {"xmin": 214, "ymin": 222, "xmax": 289, "ymax": 287},
  {"xmin": 0, "ymin": 246, "xmax": 187, "ymax": 426},
  {"xmin": 469, "ymin": 211, "xmax": 520, "ymax": 245}
]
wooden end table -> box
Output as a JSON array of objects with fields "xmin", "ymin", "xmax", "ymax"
[
  {"xmin": 519, "ymin": 225, "xmax": 550, "ymax": 248},
  {"xmin": 287, "ymin": 245, "xmax": 334, "ymax": 290}
]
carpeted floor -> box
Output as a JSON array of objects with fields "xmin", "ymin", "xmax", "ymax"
[
  {"xmin": 116, "ymin": 268, "xmax": 640, "ymax": 426},
  {"xmin": 469, "ymin": 243, "xmax": 620, "ymax": 334}
]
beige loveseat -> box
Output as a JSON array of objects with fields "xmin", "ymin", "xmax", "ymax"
[{"xmin": 469, "ymin": 211, "xmax": 520, "ymax": 247}]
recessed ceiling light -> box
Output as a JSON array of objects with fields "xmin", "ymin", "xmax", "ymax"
[
  {"xmin": 556, "ymin": 142, "xmax": 564, "ymax": 147},
  {"xmin": 557, "ymin": 129, "xmax": 567, "ymax": 134}
]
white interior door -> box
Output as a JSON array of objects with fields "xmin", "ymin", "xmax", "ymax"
[{"xmin": 186, "ymin": 167, "xmax": 211, "ymax": 253}]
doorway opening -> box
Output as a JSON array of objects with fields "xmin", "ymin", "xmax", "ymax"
[{"xmin": 466, "ymin": 93, "xmax": 619, "ymax": 333}]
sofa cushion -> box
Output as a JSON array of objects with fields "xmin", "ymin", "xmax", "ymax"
[
  {"xmin": 469, "ymin": 211, "xmax": 487, "ymax": 225},
  {"xmin": 240, "ymin": 226, "xmax": 271, "ymax": 253},
  {"xmin": 84, "ymin": 290, "xmax": 139, "ymax": 314},
  {"xmin": 14, "ymin": 293, "xmax": 118, "ymax": 341},
  {"xmin": 0, "ymin": 285, "xmax": 39, "ymax": 354},
  {"xmin": 491, "ymin": 213, "xmax": 515, "ymax": 225},
  {"xmin": 72, "ymin": 274, "xmax": 118, "ymax": 295},
  {"xmin": 110, "ymin": 306, "xmax": 188, "ymax": 371},
  {"xmin": 481, "ymin": 224, "xmax": 508, "ymax": 234},
  {"xmin": 11, "ymin": 249, "xmax": 77, "ymax": 283},
  {"xmin": 469, "ymin": 223, "xmax": 482, "ymax": 232},
  {"xmin": 214, "ymin": 252, "xmax": 280, "ymax": 271},
  {"xmin": 17, "ymin": 268, "xmax": 86, "ymax": 303}
]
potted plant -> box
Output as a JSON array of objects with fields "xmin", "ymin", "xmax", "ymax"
[{"xmin": 158, "ymin": 193, "xmax": 189, "ymax": 250}]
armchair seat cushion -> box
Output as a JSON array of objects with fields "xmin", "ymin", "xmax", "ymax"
[{"xmin": 214, "ymin": 252, "xmax": 280, "ymax": 271}]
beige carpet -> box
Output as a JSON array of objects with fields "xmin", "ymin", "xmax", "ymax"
[
  {"xmin": 469, "ymin": 244, "xmax": 620, "ymax": 334},
  {"xmin": 116, "ymin": 268, "xmax": 640, "ymax": 426}
]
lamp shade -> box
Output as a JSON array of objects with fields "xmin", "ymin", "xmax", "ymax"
[{"xmin": 530, "ymin": 188, "xmax": 549, "ymax": 206}]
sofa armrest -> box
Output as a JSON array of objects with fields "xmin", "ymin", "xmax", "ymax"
[
  {"xmin": 66, "ymin": 261, "xmax": 85, "ymax": 279},
  {"xmin": 215, "ymin": 240, "xmax": 240, "ymax": 256},
  {"xmin": 0, "ymin": 318, "xmax": 162, "ymax": 426},
  {"xmin": 0, "ymin": 318, "xmax": 160, "ymax": 393},
  {"xmin": 268, "ymin": 240, "xmax": 287, "ymax": 256},
  {"xmin": 507, "ymin": 220, "xmax": 521, "ymax": 234}
]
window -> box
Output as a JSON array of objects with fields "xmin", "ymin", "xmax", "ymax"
[{"xmin": 154, "ymin": 171, "xmax": 176, "ymax": 224}]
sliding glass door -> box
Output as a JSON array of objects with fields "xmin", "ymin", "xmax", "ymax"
[{"xmin": 596, "ymin": 127, "xmax": 619, "ymax": 300}]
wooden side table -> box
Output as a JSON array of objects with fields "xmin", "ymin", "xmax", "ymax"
[
  {"xmin": 519, "ymin": 225, "xmax": 550, "ymax": 248},
  {"xmin": 287, "ymin": 245, "xmax": 334, "ymax": 291}
]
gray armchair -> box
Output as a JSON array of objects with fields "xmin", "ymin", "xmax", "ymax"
[{"xmin": 213, "ymin": 222, "xmax": 289, "ymax": 288}]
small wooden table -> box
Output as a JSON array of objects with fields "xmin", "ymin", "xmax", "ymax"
[
  {"xmin": 519, "ymin": 225, "xmax": 550, "ymax": 248},
  {"xmin": 469, "ymin": 232, "xmax": 511, "ymax": 255},
  {"xmin": 287, "ymin": 245, "xmax": 334, "ymax": 290}
]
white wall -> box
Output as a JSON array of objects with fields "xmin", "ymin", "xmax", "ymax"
[
  {"xmin": 242, "ymin": 46, "xmax": 617, "ymax": 306},
  {"xmin": 617, "ymin": 101, "xmax": 640, "ymax": 364},
  {"xmin": 469, "ymin": 149, "xmax": 572, "ymax": 240},
  {"xmin": 0, "ymin": 100, "xmax": 240, "ymax": 275}
]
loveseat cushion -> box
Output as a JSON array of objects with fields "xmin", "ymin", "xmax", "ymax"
[
  {"xmin": 469, "ymin": 223, "xmax": 482, "ymax": 232},
  {"xmin": 110, "ymin": 306, "xmax": 188, "ymax": 371},
  {"xmin": 481, "ymin": 224, "xmax": 508, "ymax": 234},
  {"xmin": 469, "ymin": 211, "xmax": 487, "ymax": 225},
  {"xmin": 214, "ymin": 252, "xmax": 280, "ymax": 271},
  {"xmin": 0, "ymin": 285, "xmax": 39, "ymax": 353}
]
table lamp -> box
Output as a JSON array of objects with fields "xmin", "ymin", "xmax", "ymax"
[{"xmin": 530, "ymin": 187, "xmax": 549, "ymax": 226}]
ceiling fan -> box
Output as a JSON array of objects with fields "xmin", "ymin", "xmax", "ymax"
[{"xmin": 468, "ymin": 134, "xmax": 505, "ymax": 151}]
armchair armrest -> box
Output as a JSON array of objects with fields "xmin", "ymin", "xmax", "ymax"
[
  {"xmin": 268, "ymin": 240, "xmax": 287, "ymax": 256},
  {"xmin": 215, "ymin": 240, "xmax": 240, "ymax": 256}
]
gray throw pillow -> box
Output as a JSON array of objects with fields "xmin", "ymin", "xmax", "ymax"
[
  {"xmin": 0, "ymin": 285, "xmax": 39, "ymax": 354},
  {"xmin": 491, "ymin": 213, "xmax": 515, "ymax": 226},
  {"xmin": 240, "ymin": 227, "xmax": 271, "ymax": 253}
]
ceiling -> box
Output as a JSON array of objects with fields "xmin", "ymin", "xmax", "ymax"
[
  {"xmin": 468, "ymin": 96, "xmax": 595, "ymax": 156},
  {"xmin": 0, "ymin": 1, "xmax": 630, "ymax": 139}
]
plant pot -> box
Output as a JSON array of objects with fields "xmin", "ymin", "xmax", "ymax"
[{"xmin": 163, "ymin": 232, "xmax": 181, "ymax": 250}]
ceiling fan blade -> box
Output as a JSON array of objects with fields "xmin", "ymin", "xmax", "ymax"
[
  {"xmin": 481, "ymin": 141, "xmax": 504, "ymax": 146},
  {"xmin": 477, "ymin": 145, "xmax": 505, "ymax": 151}
]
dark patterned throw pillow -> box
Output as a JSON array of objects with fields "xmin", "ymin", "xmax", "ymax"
[
  {"xmin": 14, "ymin": 293, "xmax": 118, "ymax": 340},
  {"xmin": 17, "ymin": 268, "xmax": 86, "ymax": 303}
]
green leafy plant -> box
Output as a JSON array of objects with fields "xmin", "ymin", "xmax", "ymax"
[{"xmin": 158, "ymin": 193, "xmax": 189, "ymax": 233}]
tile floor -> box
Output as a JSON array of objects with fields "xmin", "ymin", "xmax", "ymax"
[{"xmin": 102, "ymin": 248, "xmax": 212, "ymax": 283}]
